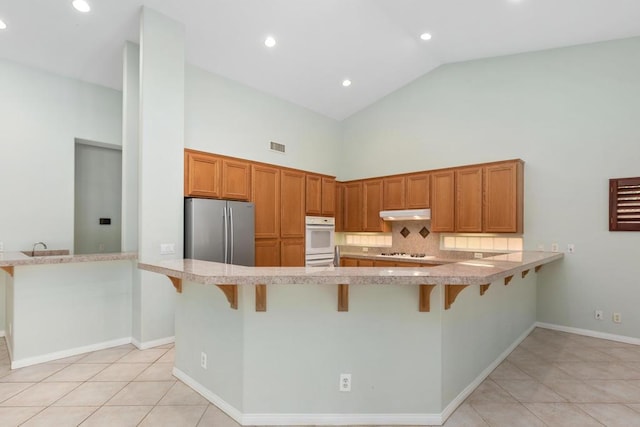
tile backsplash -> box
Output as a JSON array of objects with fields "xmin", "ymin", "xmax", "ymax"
[{"xmin": 339, "ymin": 221, "xmax": 484, "ymax": 260}]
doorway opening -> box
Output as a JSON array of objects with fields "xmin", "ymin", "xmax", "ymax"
[{"xmin": 74, "ymin": 139, "xmax": 122, "ymax": 254}]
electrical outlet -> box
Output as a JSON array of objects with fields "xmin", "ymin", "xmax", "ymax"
[
  {"xmin": 567, "ymin": 244, "xmax": 575, "ymax": 254},
  {"xmin": 339, "ymin": 373, "xmax": 351, "ymax": 392},
  {"xmin": 200, "ymin": 352, "xmax": 208, "ymax": 369},
  {"xmin": 595, "ymin": 310, "xmax": 603, "ymax": 320},
  {"xmin": 474, "ymin": 252, "xmax": 483, "ymax": 259},
  {"xmin": 160, "ymin": 243, "xmax": 176, "ymax": 255},
  {"xmin": 551, "ymin": 243, "xmax": 559, "ymax": 252},
  {"xmin": 613, "ymin": 313, "xmax": 622, "ymax": 323}
]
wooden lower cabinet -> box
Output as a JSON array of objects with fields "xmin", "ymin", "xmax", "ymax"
[
  {"xmin": 255, "ymin": 239, "xmax": 280, "ymax": 267},
  {"xmin": 358, "ymin": 259, "xmax": 374, "ymax": 267},
  {"xmin": 340, "ymin": 258, "xmax": 358, "ymax": 267},
  {"xmin": 281, "ymin": 238, "xmax": 305, "ymax": 267},
  {"xmin": 374, "ymin": 260, "xmax": 397, "ymax": 267}
]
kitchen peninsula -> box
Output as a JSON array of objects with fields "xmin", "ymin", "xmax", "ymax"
[
  {"xmin": 139, "ymin": 251, "xmax": 562, "ymax": 426},
  {"xmin": 0, "ymin": 251, "xmax": 137, "ymax": 368}
]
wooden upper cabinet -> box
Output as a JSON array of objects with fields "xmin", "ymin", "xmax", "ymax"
[
  {"xmin": 280, "ymin": 238, "xmax": 305, "ymax": 267},
  {"xmin": 305, "ymin": 174, "xmax": 322, "ymax": 215},
  {"xmin": 221, "ymin": 159, "xmax": 251, "ymax": 201},
  {"xmin": 383, "ymin": 176, "xmax": 406, "ymax": 210},
  {"xmin": 184, "ymin": 150, "xmax": 221, "ymax": 198},
  {"xmin": 343, "ymin": 182, "xmax": 362, "ymax": 231},
  {"xmin": 252, "ymin": 164, "xmax": 280, "ymax": 239},
  {"xmin": 431, "ymin": 170, "xmax": 455, "ymax": 232},
  {"xmin": 255, "ymin": 239, "xmax": 280, "ymax": 267},
  {"xmin": 455, "ymin": 167, "xmax": 483, "ymax": 233},
  {"xmin": 363, "ymin": 179, "xmax": 390, "ymax": 232},
  {"xmin": 321, "ymin": 177, "xmax": 336, "ymax": 216},
  {"xmin": 281, "ymin": 169, "xmax": 306, "ymax": 238},
  {"xmin": 335, "ymin": 182, "xmax": 345, "ymax": 232},
  {"xmin": 406, "ymin": 173, "xmax": 430, "ymax": 209},
  {"xmin": 484, "ymin": 161, "xmax": 523, "ymax": 233}
]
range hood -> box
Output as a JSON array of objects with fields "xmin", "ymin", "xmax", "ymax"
[{"xmin": 379, "ymin": 209, "xmax": 431, "ymax": 221}]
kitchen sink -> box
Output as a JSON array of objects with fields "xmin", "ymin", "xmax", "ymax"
[{"xmin": 21, "ymin": 249, "xmax": 70, "ymax": 257}]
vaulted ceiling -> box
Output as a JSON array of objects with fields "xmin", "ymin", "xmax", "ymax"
[{"xmin": 1, "ymin": 0, "xmax": 639, "ymax": 120}]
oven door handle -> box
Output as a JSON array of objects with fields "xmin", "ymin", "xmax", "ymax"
[{"xmin": 306, "ymin": 258, "xmax": 335, "ymax": 267}]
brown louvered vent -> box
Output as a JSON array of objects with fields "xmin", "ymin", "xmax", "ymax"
[{"xmin": 610, "ymin": 177, "xmax": 640, "ymax": 231}]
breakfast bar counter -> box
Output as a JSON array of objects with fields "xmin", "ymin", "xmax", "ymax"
[{"xmin": 138, "ymin": 251, "xmax": 563, "ymax": 426}]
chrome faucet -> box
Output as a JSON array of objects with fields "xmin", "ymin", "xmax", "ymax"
[{"xmin": 32, "ymin": 241, "xmax": 47, "ymax": 256}]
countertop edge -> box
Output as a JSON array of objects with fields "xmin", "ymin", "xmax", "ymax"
[
  {"xmin": 0, "ymin": 252, "xmax": 138, "ymax": 267},
  {"xmin": 138, "ymin": 252, "xmax": 564, "ymax": 286}
]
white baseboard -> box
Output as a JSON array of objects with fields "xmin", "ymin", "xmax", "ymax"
[
  {"xmin": 536, "ymin": 322, "xmax": 640, "ymax": 346},
  {"xmin": 11, "ymin": 337, "xmax": 132, "ymax": 369},
  {"xmin": 440, "ymin": 322, "xmax": 537, "ymax": 423},
  {"xmin": 173, "ymin": 367, "xmax": 244, "ymax": 424},
  {"xmin": 132, "ymin": 335, "xmax": 175, "ymax": 350},
  {"xmin": 174, "ymin": 367, "xmax": 439, "ymax": 425}
]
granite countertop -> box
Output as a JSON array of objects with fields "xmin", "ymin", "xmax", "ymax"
[
  {"xmin": 0, "ymin": 251, "xmax": 138, "ymax": 267},
  {"xmin": 138, "ymin": 251, "xmax": 563, "ymax": 286}
]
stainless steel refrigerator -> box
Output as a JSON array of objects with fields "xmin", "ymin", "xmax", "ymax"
[{"xmin": 184, "ymin": 198, "xmax": 255, "ymax": 266}]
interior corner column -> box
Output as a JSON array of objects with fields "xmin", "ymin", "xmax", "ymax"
[{"xmin": 137, "ymin": 6, "xmax": 185, "ymax": 346}]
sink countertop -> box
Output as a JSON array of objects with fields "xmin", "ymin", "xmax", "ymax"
[
  {"xmin": 0, "ymin": 251, "xmax": 138, "ymax": 267},
  {"xmin": 138, "ymin": 251, "xmax": 563, "ymax": 286}
]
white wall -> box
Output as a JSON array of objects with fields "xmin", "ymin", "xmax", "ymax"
[
  {"xmin": 0, "ymin": 59, "xmax": 122, "ymax": 252},
  {"xmin": 185, "ymin": 65, "xmax": 341, "ymax": 176},
  {"xmin": 340, "ymin": 37, "xmax": 640, "ymax": 339}
]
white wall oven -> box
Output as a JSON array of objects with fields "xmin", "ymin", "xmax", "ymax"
[{"xmin": 305, "ymin": 216, "xmax": 335, "ymax": 267}]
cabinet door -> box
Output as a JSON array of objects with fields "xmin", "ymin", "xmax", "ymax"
[
  {"xmin": 222, "ymin": 159, "xmax": 251, "ymax": 201},
  {"xmin": 374, "ymin": 260, "xmax": 397, "ymax": 267},
  {"xmin": 255, "ymin": 239, "xmax": 280, "ymax": 267},
  {"xmin": 343, "ymin": 182, "xmax": 362, "ymax": 231},
  {"xmin": 406, "ymin": 173, "xmax": 430, "ymax": 209},
  {"xmin": 335, "ymin": 182, "xmax": 345, "ymax": 232},
  {"xmin": 305, "ymin": 174, "xmax": 322, "ymax": 215},
  {"xmin": 363, "ymin": 179, "xmax": 389, "ymax": 232},
  {"xmin": 281, "ymin": 170, "xmax": 306, "ymax": 238},
  {"xmin": 281, "ymin": 238, "xmax": 305, "ymax": 267},
  {"xmin": 184, "ymin": 151, "xmax": 221, "ymax": 198},
  {"xmin": 383, "ymin": 176, "xmax": 406, "ymax": 210},
  {"xmin": 455, "ymin": 167, "xmax": 483, "ymax": 232},
  {"xmin": 341, "ymin": 257, "xmax": 358, "ymax": 267},
  {"xmin": 484, "ymin": 161, "xmax": 523, "ymax": 233},
  {"xmin": 358, "ymin": 259, "xmax": 374, "ymax": 267},
  {"xmin": 431, "ymin": 170, "xmax": 455, "ymax": 232},
  {"xmin": 321, "ymin": 177, "xmax": 336, "ymax": 216},
  {"xmin": 252, "ymin": 165, "xmax": 280, "ymax": 239}
]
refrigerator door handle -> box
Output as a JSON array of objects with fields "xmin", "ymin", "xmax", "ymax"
[
  {"xmin": 229, "ymin": 206, "xmax": 234, "ymax": 264},
  {"xmin": 223, "ymin": 206, "xmax": 229, "ymax": 263}
]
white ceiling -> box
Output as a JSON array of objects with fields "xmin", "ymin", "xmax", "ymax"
[{"xmin": 1, "ymin": 0, "xmax": 640, "ymax": 120}]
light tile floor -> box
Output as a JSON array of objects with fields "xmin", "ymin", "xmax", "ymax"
[{"xmin": 0, "ymin": 328, "xmax": 639, "ymax": 426}]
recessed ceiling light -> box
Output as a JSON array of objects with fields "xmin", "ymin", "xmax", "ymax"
[
  {"xmin": 342, "ymin": 79, "xmax": 352, "ymax": 87},
  {"xmin": 420, "ymin": 33, "xmax": 432, "ymax": 41},
  {"xmin": 264, "ymin": 36, "xmax": 276, "ymax": 48},
  {"xmin": 72, "ymin": 0, "xmax": 91, "ymax": 13},
  {"xmin": 0, "ymin": 19, "xmax": 6, "ymax": 30}
]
